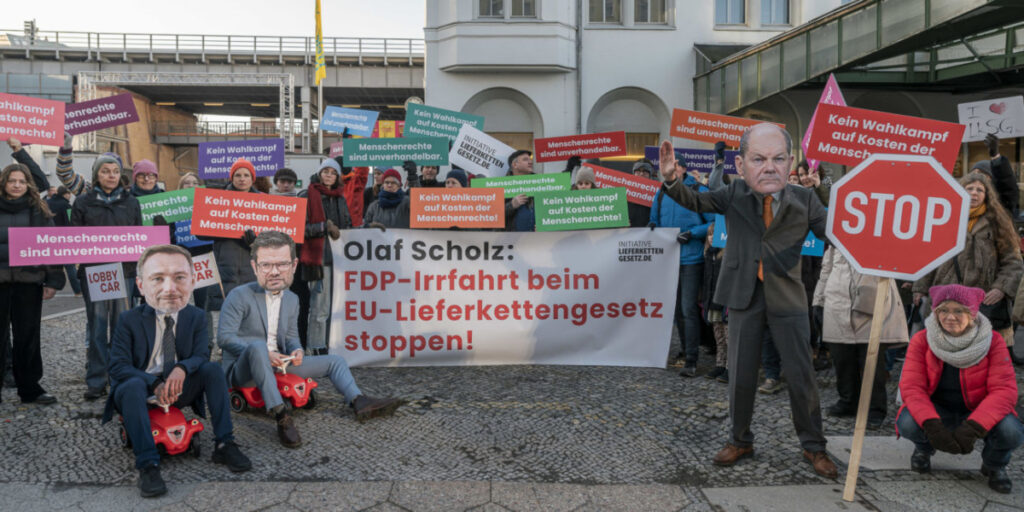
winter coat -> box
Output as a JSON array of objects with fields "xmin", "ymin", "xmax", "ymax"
[
  {"xmin": 812, "ymin": 247, "xmax": 908, "ymax": 344},
  {"xmin": 342, "ymin": 167, "xmax": 369, "ymax": 227},
  {"xmin": 71, "ymin": 188, "xmax": 142, "ymax": 278},
  {"xmin": 649, "ymin": 176, "xmax": 711, "ymax": 265},
  {"xmin": 363, "ymin": 197, "xmax": 411, "ymax": 229},
  {"xmin": 898, "ymin": 329, "xmax": 1017, "ymax": 432},
  {"xmin": 208, "ymin": 185, "xmax": 261, "ymax": 298},
  {"xmin": 46, "ymin": 195, "xmax": 72, "ymax": 227},
  {"xmin": 0, "ymin": 198, "xmax": 64, "ymax": 288},
  {"xmin": 505, "ymin": 196, "xmax": 535, "ymax": 232},
  {"xmin": 912, "ymin": 214, "xmax": 1023, "ymax": 297},
  {"xmin": 628, "ymin": 202, "xmax": 651, "ymax": 228},
  {"xmin": 990, "ymin": 156, "xmax": 1018, "ymax": 216},
  {"xmin": 298, "ymin": 186, "xmax": 352, "ymax": 267}
]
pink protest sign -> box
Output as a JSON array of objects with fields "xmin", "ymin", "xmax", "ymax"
[
  {"xmin": 329, "ymin": 141, "xmax": 345, "ymax": 158},
  {"xmin": 802, "ymin": 74, "xmax": 846, "ymax": 172},
  {"xmin": 0, "ymin": 92, "xmax": 65, "ymax": 146},
  {"xmin": 8, "ymin": 226, "xmax": 171, "ymax": 266},
  {"xmin": 64, "ymin": 93, "xmax": 140, "ymax": 135}
]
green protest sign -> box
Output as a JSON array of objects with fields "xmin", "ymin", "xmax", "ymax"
[
  {"xmin": 138, "ymin": 188, "xmax": 195, "ymax": 226},
  {"xmin": 471, "ymin": 173, "xmax": 571, "ymax": 198},
  {"xmin": 403, "ymin": 104, "xmax": 485, "ymax": 142},
  {"xmin": 534, "ymin": 188, "xmax": 629, "ymax": 232},
  {"xmin": 342, "ymin": 137, "xmax": 449, "ymax": 167}
]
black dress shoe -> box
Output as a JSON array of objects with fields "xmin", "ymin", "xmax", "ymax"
[
  {"xmin": 138, "ymin": 464, "xmax": 167, "ymax": 498},
  {"xmin": 910, "ymin": 448, "xmax": 931, "ymax": 473},
  {"xmin": 352, "ymin": 395, "xmax": 403, "ymax": 421},
  {"xmin": 212, "ymin": 440, "xmax": 253, "ymax": 473},
  {"xmin": 826, "ymin": 403, "xmax": 856, "ymax": 418},
  {"xmin": 23, "ymin": 393, "xmax": 57, "ymax": 405},
  {"xmin": 705, "ymin": 366, "xmax": 726, "ymax": 380},
  {"xmin": 982, "ymin": 465, "xmax": 1013, "ymax": 494},
  {"xmin": 866, "ymin": 415, "xmax": 884, "ymax": 430},
  {"xmin": 83, "ymin": 387, "xmax": 106, "ymax": 400}
]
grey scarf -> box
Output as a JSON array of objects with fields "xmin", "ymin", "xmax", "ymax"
[{"xmin": 924, "ymin": 313, "xmax": 992, "ymax": 368}]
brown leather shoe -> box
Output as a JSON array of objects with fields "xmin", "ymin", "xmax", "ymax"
[
  {"xmin": 352, "ymin": 395, "xmax": 403, "ymax": 421},
  {"xmin": 712, "ymin": 443, "xmax": 754, "ymax": 466},
  {"xmin": 276, "ymin": 413, "xmax": 302, "ymax": 448},
  {"xmin": 803, "ymin": 450, "xmax": 838, "ymax": 479}
]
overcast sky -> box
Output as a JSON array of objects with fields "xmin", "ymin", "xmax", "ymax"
[{"xmin": 14, "ymin": 0, "xmax": 425, "ymax": 39}]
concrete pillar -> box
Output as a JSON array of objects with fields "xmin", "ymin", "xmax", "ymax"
[{"xmin": 301, "ymin": 86, "xmax": 312, "ymax": 154}]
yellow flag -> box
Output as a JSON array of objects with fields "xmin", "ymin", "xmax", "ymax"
[{"xmin": 314, "ymin": 0, "xmax": 326, "ymax": 86}]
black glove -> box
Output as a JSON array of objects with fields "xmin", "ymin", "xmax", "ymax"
[
  {"xmin": 922, "ymin": 419, "xmax": 961, "ymax": 454},
  {"xmin": 714, "ymin": 141, "xmax": 727, "ymax": 161},
  {"xmin": 242, "ymin": 229, "xmax": 257, "ymax": 246},
  {"xmin": 151, "ymin": 215, "xmax": 168, "ymax": 226},
  {"xmin": 342, "ymin": 127, "xmax": 351, "ymax": 139},
  {"xmin": 677, "ymin": 231, "xmax": 692, "ymax": 244},
  {"xmin": 985, "ymin": 133, "xmax": 999, "ymax": 157},
  {"xmin": 563, "ymin": 155, "xmax": 581, "ymax": 173},
  {"xmin": 952, "ymin": 420, "xmax": 987, "ymax": 454},
  {"xmin": 402, "ymin": 160, "xmax": 418, "ymax": 178}
]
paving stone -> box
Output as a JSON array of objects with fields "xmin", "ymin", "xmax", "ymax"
[
  {"xmin": 956, "ymin": 478, "xmax": 1024, "ymax": 509},
  {"xmin": 585, "ymin": 484, "xmax": 690, "ymax": 511},
  {"xmin": 868, "ymin": 480, "xmax": 988, "ymax": 512},
  {"xmin": 491, "ymin": 482, "xmax": 588, "ymax": 511},
  {"xmin": 183, "ymin": 482, "xmax": 295, "ymax": 512},
  {"xmin": 390, "ymin": 481, "xmax": 490, "ymax": 512},
  {"xmin": 702, "ymin": 484, "xmax": 873, "ymax": 511},
  {"xmin": 827, "ymin": 435, "xmax": 983, "ymax": 471},
  {"xmin": 287, "ymin": 482, "xmax": 391, "ymax": 511}
]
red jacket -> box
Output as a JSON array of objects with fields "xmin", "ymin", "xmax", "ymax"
[
  {"xmin": 898, "ymin": 329, "xmax": 1018, "ymax": 432},
  {"xmin": 343, "ymin": 167, "xmax": 369, "ymax": 227}
]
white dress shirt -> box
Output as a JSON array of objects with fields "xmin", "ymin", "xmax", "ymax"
[
  {"xmin": 146, "ymin": 311, "xmax": 180, "ymax": 376},
  {"xmin": 266, "ymin": 291, "xmax": 283, "ymax": 353}
]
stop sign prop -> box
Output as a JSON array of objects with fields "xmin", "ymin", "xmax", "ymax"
[{"xmin": 826, "ymin": 154, "xmax": 970, "ymax": 281}]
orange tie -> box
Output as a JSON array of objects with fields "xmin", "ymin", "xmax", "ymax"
[{"xmin": 758, "ymin": 195, "xmax": 774, "ymax": 281}]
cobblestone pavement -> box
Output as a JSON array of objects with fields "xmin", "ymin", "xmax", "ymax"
[{"xmin": 1, "ymin": 311, "xmax": 1023, "ymax": 511}]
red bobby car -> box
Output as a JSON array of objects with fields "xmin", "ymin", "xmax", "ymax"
[
  {"xmin": 228, "ymin": 356, "xmax": 319, "ymax": 413},
  {"xmin": 119, "ymin": 398, "xmax": 205, "ymax": 457}
]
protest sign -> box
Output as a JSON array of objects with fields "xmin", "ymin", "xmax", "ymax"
[
  {"xmin": 586, "ymin": 164, "xmax": 660, "ymax": 207},
  {"xmin": 803, "ymin": 74, "xmax": 847, "ymax": 171},
  {"xmin": 191, "ymin": 252, "xmax": 222, "ymax": 290},
  {"xmin": 711, "ymin": 213, "xmax": 825, "ymax": 257},
  {"xmin": 0, "ymin": 92, "xmax": 64, "ymax": 146},
  {"xmin": 8, "ymin": 226, "xmax": 170, "ymax": 266},
  {"xmin": 409, "ymin": 188, "xmax": 505, "ymax": 229},
  {"xmin": 533, "ymin": 131, "xmax": 627, "ymax": 163},
  {"xmin": 320, "ymin": 106, "xmax": 379, "ymax": 137},
  {"xmin": 670, "ymin": 108, "xmax": 784, "ymax": 146},
  {"xmin": 404, "ymin": 103, "xmax": 484, "ymax": 142},
  {"xmin": 330, "ymin": 228, "xmax": 680, "ymax": 367},
  {"xmin": 372, "ymin": 120, "xmax": 404, "ymax": 138},
  {"xmin": 138, "ymin": 189, "xmax": 194, "ymax": 225},
  {"xmin": 191, "ymin": 188, "xmax": 307, "ymax": 243},
  {"xmin": 85, "ymin": 262, "xmax": 128, "ymax": 301},
  {"xmin": 173, "ymin": 220, "xmax": 212, "ymax": 249},
  {"xmin": 471, "ymin": 173, "xmax": 570, "ymax": 198},
  {"xmin": 449, "ymin": 125, "xmax": 517, "ymax": 177},
  {"xmin": 342, "ymin": 137, "xmax": 449, "ymax": 167},
  {"xmin": 64, "ymin": 93, "xmax": 139, "ymax": 135},
  {"xmin": 957, "ymin": 96, "xmax": 1024, "ymax": 142},
  {"xmin": 198, "ymin": 138, "xmax": 285, "ymax": 179},
  {"xmin": 806, "ymin": 104, "xmax": 965, "ymax": 172},
  {"xmin": 329, "ymin": 141, "xmax": 345, "ymax": 158},
  {"xmin": 535, "ymin": 188, "xmax": 629, "ymax": 232},
  {"xmin": 645, "ymin": 147, "xmax": 740, "ymax": 175}
]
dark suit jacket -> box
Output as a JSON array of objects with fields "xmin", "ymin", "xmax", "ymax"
[
  {"xmin": 662, "ymin": 178, "xmax": 827, "ymax": 316},
  {"xmin": 217, "ymin": 281, "xmax": 303, "ymax": 378},
  {"xmin": 102, "ymin": 304, "xmax": 210, "ymax": 423}
]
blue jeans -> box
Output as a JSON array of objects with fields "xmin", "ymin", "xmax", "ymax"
[
  {"xmin": 227, "ymin": 344, "xmax": 362, "ymax": 410},
  {"xmin": 897, "ymin": 406, "xmax": 1024, "ymax": 469},
  {"xmin": 761, "ymin": 330, "xmax": 781, "ymax": 380},
  {"xmin": 82, "ymin": 285, "xmax": 127, "ymax": 390},
  {"xmin": 674, "ymin": 263, "xmax": 704, "ymax": 365},
  {"xmin": 114, "ymin": 361, "xmax": 235, "ymax": 469}
]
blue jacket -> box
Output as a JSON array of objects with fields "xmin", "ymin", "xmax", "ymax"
[{"xmin": 650, "ymin": 176, "xmax": 711, "ymax": 265}]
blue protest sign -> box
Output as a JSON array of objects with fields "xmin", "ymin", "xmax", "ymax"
[
  {"xmin": 320, "ymin": 106, "xmax": 379, "ymax": 137},
  {"xmin": 174, "ymin": 220, "xmax": 212, "ymax": 249},
  {"xmin": 644, "ymin": 147, "xmax": 740, "ymax": 175}
]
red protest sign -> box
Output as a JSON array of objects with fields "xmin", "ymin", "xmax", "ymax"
[
  {"xmin": 587, "ymin": 164, "xmax": 660, "ymax": 207},
  {"xmin": 0, "ymin": 92, "xmax": 65, "ymax": 146},
  {"xmin": 806, "ymin": 104, "xmax": 965, "ymax": 172},
  {"xmin": 191, "ymin": 188, "xmax": 307, "ymax": 243},
  {"xmin": 534, "ymin": 131, "xmax": 627, "ymax": 163},
  {"xmin": 409, "ymin": 188, "xmax": 505, "ymax": 229},
  {"xmin": 670, "ymin": 109, "xmax": 784, "ymax": 146}
]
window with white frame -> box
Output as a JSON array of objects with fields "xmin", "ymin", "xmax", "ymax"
[
  {"xmin": 479, "ymin": 0, "xmax": 504, "ymax": 17},
  {"xmin": 589, "ymin": 0, "xmax": 622, "ymax": 23},
  {"xmin": 511, "ymin": 0, "xmax": 536, "ymax": 17},
  {"xmin": 714, "ymin": 0, "xmax": 745, "ymax": 24},
  {"xmin": 761, "ymin": 0, "xmax": 789, "ymax": 25},
  {"xmin": 634, "ymin": 0, "xmax": 667, "ymax": 23}
]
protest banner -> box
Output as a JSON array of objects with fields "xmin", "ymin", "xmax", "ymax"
[
  {"xmin": 329, "ymin": 228, "xmax": 680, "ymax": 367},
  {"xmin": 410, "ymin": 188, "xmax": 505, "ymax": 229},
  {"xmin": 64, "ymin": 93, "xmax": 140, "ymax": 135},
  {"xmin": 320, "ymin": 106, "xmax": 379, "ymax": 137},
  {"xmin": 449, "ymin": 125, "xmax": 517, "ymax": 177},
  {"xmin": 711, "ymin": 213, "xmax": 825, "ymax": 257},
  {"xmin": 173, "ymin": 220, "xmax": 212, "ymax": 249},
  {"xmin": 138, "ymin": 189, "xmax": 194, "ymax": 225},
  {"xmin": 535, "ymin": 188, "xmax": 629, "ymax": 232},
  {"xmin": 329, "ymin": 141, "xmax": 345, "ymax": 158},
  {"xmin": 957, "ymin": 96, "xmax": 1024, "ymax": 142},
  {"xmin": 404, "ymin": 103, "xmax": 484, "ymax": 142},
  {"xmin": 805, "ymin": 104, "xmax": 965, "ymax": 172},
  {"xmin": 85, "ymin": 262, "xmax": 128, "ymax": 302},
  {"xmin": 586, "ymin": 164, "xmax": 661, "ymax": 207},
  {"xmin": 191, "ymin": 188, "xmax": 307, "ymax": 243},
  {"xmin": 470, "ymin": 173, "xmax": 570, "ymax": 198},
  {"xmin": 533, "ymin": 131, "xmax": 627, "ymax": 163},
  {"xmin": 342, "ymin": 137, "xmax": 449, "ymax": 167},
  {"xmin": 645, "ymin": 147, "xmax": 740, "ymax": 175},
  {"xmin": 0, "ymin": 92, "xmax": 64, "ymax": 146},
  {"xmin": 670, "ymin": 108, "xmax": 784, "ymax": 146},
  {"xmin": 803, "ymin": 74, "xmax": 847, "ymax": 171},
  {"xmin": 198, "ymin": 138, "xmax": 285, "ymax": 179},
  {"xmin": 8, "ymin": 226, "xmax": 170, "ymax": 266},
  {"xmin": 372, "ymin": 120, "xmax": 404, "ymax": 138},
  {"xmin": 191, "ymin": 252, "xmax": 222, "ymax": 291}
]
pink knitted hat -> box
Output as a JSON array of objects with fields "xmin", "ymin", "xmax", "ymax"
[{"xmin": 929, "ymin": 284, "xmax": 986, "ymax": 315}]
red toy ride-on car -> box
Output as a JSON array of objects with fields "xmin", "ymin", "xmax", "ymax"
[
  {"xmin": 119, "ymin": 397, "xmax": 204, "ymax": 457},
  {"xmin": 228, "ymin": 356, "xmax": 319, "ymax": 413}
]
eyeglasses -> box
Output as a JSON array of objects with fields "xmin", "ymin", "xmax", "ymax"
[
  {"xmin": 383, "ymin": 180, "xmax": 400, "ymax": 187},
  {"xmin": 934, "ymin": 306, "xmax": 971, "ymax": 317},
  {"xmin": 256, "ymin": 261, "xmax": 293, "ymax": 273},
  {"xmin": 137, "ymin": 174, "xmax": 157, "ymax": 181}
]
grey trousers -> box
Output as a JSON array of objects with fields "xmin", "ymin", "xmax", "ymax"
[
  {"xmin": 226, "ymin": 344, "xmax": 362, "ymax": 411},
  {"xmin": 727, "ymin": 280, "xmax": 826, "ymax": 452}
]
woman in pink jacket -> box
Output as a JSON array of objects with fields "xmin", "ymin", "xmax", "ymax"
[{"xmin": 897, "ymin": 284, "xmax": 1022, "ymax": 494}]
